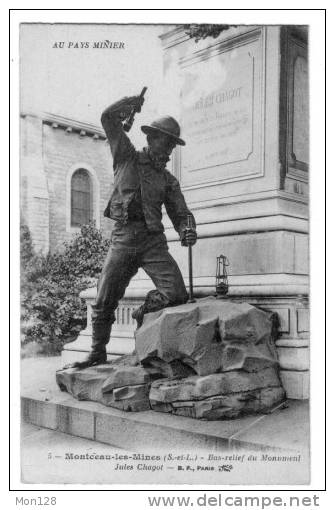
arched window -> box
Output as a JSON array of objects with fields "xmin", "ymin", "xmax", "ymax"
[{"xmin": 71, "ymin": 169, "xmax": 92, "ymax": 227}]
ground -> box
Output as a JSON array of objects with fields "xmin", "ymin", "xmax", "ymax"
[{"xmin": 20, "ymin": 356, "xmax": 310, "ymax": 485}]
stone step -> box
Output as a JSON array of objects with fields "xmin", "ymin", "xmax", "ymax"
[
  {"xmin": 21, "ymin": 387, "xmax": 307, "ymax": 453},
  {"xmin": 21, "ymin": 358, "xmax": 309, "ymax": 456}
]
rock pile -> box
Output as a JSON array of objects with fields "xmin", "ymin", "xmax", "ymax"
[
  {"xmin": 56, "ymin": 298, "xmax": 285, "ymax": 420},
  {"xmin": 150, "ymin": 369, "xmax": 284, "ymax": 420},
  {"xmin": 56, "ymin": 354, "xmax": 160, "ymax": 412}
]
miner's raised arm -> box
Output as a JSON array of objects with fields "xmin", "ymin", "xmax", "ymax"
[{"xmin": 100, "ymin": 96, "xmax": 142, "ymax": 170}]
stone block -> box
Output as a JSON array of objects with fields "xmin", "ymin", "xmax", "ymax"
[
  {"xmin": 56, "ymin": 405, "xmax": 95, "ymax": 439},
  {"xmin": 149, "ymin": 367, "xmax": 281, "ymax": 404},
  {"xmin": 57, "ymin": 299, "xmax": 285, "ymax": 419},
  {"xmin": 190, "ymin": 343, "xmax": 224, "ymax": 375},
  {"xmin": 277, "ymin": 346, "xmax": 309, "ymax": 371},
  {"xmin": 151, "ymin": 386, "xmax": 285, "ymax": 421},
  {"xmin": 104, "ymin": 384, "xmax": 151, "ymax": 412},
  {"xmin": 297, "ymin": 308, "xmax": 309, "ymax": 333},
  {"xmin": 136, "ymin": 298, "xmax": 278, "ymax": 376},
  {"xmin": 56, "ymin": 354, "xmax": 157, "ymax": 412},
  {"xmin": 221, "ymin": 344, "xmax": 278, "ymax": 372},
  {"xmin": 280, "ymin": 370, "xmax": 309, "ymax": 399},
  {"xmin": 21, "ymin": 397, "xmax": 58, "ymax": 430},
  {"xmin": 100, "ymin": 353, "xmax": 161, "ymax": 392},
  {"xmin": 141, "ymin": 358, "xmax": 196, "ymax": 379}
]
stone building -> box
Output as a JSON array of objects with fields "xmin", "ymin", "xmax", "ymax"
[{"xmin": 20, "ymin": 111, "xmax": 113, "ymax": 253}]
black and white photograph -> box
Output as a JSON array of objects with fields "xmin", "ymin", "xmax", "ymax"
[{"xmin": 15, "ymin": 13, "xmax": 321, "ymax": 488}]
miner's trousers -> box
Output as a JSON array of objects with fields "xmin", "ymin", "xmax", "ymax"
[{"xmin": 91, "ymin": 221, "xmax": 188, "ymax": 352}]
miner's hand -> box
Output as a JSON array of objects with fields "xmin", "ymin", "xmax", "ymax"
[
  {"xmin": 128, "ymin": 95, "xmax": 145, "ymax": 113},
  {"xmin": 181, "ymin": 228, "xmax": 197, "ymax": 247},
  {"xmin": 117, "ymin": 95, "xmax": 144, "ymax": 121}
]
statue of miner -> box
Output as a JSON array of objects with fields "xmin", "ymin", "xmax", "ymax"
[{"xmin": 69, "ymin": 93, "xmax": 197, "ymax": 369}]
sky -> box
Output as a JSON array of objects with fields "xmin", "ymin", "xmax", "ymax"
[{"xmin": 20, "ymin": 24, "xmax": 178, "ymax": 145}]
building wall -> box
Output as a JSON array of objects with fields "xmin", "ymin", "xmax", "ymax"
[
  {"xmin": 20, "ymin": 115, "xmax": 50, "ymax": 253},
  {"xmin": 43, "ymin": 123, "xmax": 113, "ymax": 251},
  {"xmin": 20, "ymin": 113, "xmax": 115, "ymax": 253}
]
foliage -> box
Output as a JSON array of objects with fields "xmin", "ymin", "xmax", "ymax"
[
  {"xmin": 21, "ymin": 222, "xmax": 110, "ymax": 355},
  {"xmin": 184, "ymin": 24, "xmax": 235, "ymax": 43},
  {"xmin": 20, "ymin": 223, "xmax": 34, "ymax": 268}
]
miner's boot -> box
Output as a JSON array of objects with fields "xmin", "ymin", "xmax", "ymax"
[
  {"xmin": 131, "ymin": 303, "xmax": 146, "ymax": 329},
  {"xmin": 132, "ymin": 290, "xmax": 170, "ymax": 329},
  {"xmin": 63, "ymin": 310, "xmax": 113, "ymax": 369}
]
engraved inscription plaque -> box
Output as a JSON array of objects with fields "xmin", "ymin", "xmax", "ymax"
[{"xmin": 179, "ymin": 30, "xmax": 264, "ymax": 188}]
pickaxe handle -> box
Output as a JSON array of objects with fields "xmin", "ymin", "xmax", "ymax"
[
  {"xmin": 123, "ymin": 86, "xmax": 147, "ymax": 132},
  {"xmin": 187, "ymin": 214, "xmax": 195, "ymax": 303}
]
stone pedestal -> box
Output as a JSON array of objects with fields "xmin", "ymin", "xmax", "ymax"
[
  {"xmin": 61, "ymin": 287, "xmax": 138, "ymax": 365},
  {"xmin": 163, "ymin": 25, "xmax": 309, "ymax": 398}
]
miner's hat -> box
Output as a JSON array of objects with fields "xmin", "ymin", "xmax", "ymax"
[{"xmin": 141, "ymin": 116, "xmax": 185, "ymax": 146}]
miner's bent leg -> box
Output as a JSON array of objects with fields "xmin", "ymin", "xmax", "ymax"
[{"xmin": 133, "ymin": 238, "xmax": 188, "ymax": 327}]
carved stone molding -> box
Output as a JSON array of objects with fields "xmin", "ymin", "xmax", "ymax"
[{"xmin": 279, "ymin": 28, "xmax": 309, "ymax": 187}]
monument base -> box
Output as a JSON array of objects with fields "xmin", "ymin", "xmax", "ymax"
[
  {"xmin": 58, "ymin": 298, "xmax": 286, "ymax": 420},
  {"xmin": 57, "ymin": 359, "xmax": 285, "ymax": 420},
  {"xmin": 21, "ymin": 356, "xmax": 310, "ymax": 471},
  {"xmin": 63, "ymin": 290, "xmax": 309, "ymax": 399}
]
